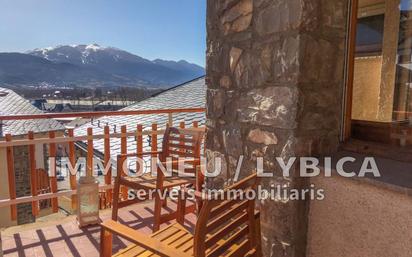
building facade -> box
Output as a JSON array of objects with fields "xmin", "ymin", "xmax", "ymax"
[
  {"xmin": 206, "ymin": 0, "xmax": 412, "ymax": 256},
  {"xmin": 0, "ymin": 88, "xmax": 65, "ymax": 227}
]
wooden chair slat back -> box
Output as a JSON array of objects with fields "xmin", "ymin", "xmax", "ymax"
[
  {"xmin": 161, "ymin": 126, "xmax": 204, "ymax": 173},
  {"xmin": 193, "ymin": 173, "xmax": 260, "ymax": 257},
  {"xmin": 36, "ymin": 168, "xmax": 52, "ymax": 209}
]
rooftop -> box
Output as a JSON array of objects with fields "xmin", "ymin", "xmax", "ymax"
[
  {"xmin": 73, "ymin": 76, "xmax": 206, "ymax": 168},
  {"xmin": 0, "ymin": 87, "xmax": 65, "ymax": 136}
]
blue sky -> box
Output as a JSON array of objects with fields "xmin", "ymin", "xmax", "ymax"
[
  {"xmin": 0, "ymin": 0, "xmax": 206, "ymax": 66},
  {"xmin": 401, "ymin": 0, "xmax": 412, "ymax": 10}
]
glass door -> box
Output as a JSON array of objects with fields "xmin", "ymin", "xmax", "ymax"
[{"xmin": 346, "ymin": 0, "xmax": 412, "ymax": 148}]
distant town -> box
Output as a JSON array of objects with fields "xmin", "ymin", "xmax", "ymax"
[{"xmin": 6, "ymin": 82, "xmax": 161, "ymax": 112}]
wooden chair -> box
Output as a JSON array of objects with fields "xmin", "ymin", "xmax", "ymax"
[
  {"xmin": 111, "ymin": 125, "xmax": 205, "ymax": 232},
  {"xmin": 36, "ymin": 168, "xmax": 52, "ymax": 210},
  {"xmin": 100, "ymin": 173, "xmax": 261, "ymax": 257}
]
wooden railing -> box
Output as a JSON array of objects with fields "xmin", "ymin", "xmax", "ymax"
[{"xmin": 0, "ymin": 108, "xmax": 205, "ymax": 221}]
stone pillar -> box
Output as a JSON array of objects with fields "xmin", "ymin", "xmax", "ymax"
[
  {"xmin": 206, "ymin": 0, "xmax": 348, "ymax": 256},
  {"xmin": 14, "ymin": 146, "xmax": 35, "ymax": 225}
]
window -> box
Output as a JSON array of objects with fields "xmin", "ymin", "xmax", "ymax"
[
  {"xmin": 356, "ymin": 14, "xmax": 385, "ymax": 55},
  {"xmin": 348, "ymin": 0, "xmax": 412, "ymax": 147}
]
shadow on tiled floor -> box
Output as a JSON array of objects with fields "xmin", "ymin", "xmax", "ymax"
[{"xmin": 1, "ymin": 201, "xmax": 196, "ymax": 257}]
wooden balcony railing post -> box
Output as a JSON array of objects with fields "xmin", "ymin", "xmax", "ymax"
[
  {"xmin": 120, "ymin": 125, "xmax": 128, "ymax": 200},
  {"xmin": 87, "ymin": 128, "xmax": 94, "ymax": 177},
  {"xmin": 68, "ymin": 129, "xmax": 77, "ymax": 210},
  {"xmin": 104, "ymin": 126, "xmax": 112, "ymax": 207},
  {"xmin": 0, "ymin": 108, "xmax": 206, "ymax": 214},
  {"xmin": 48, "ymin": 131, "xmax": 58, "ymax": 213},
  {"xmin": 180, "ymin": 120, "xmax": 186, "ymax": 141},
  {"xmin": 5, "ymin": 134, "xmax": 17, "ymax": 220},
  {"xmin": 28, "ymin": 131, "xmax": 39, "ymax": 216},
  {"xmin": 151, "ymin": 123, "xmax": 161, "ymax": 209},
  {"xmin": 136, "ymin": 124, "xmax": 143, "ymax": 175},
  {"xmin": 192, "ymin": 121, "xmax": 203, "ymax": 206},
  {"xmin": 193, "ymin": 121, "xmax": 200, "ymax": 157},
  {"xmin": 178, "ymin": 122, "xmax": 186, "ymax": 174},
  {"xmin": 180, "ymin": 121, "xmax": 185, "ymax": 146},
  {"xmin": 151, "ymin": 123, "xmax": 158, "ymax": 180},
  {"xmin": 151, "ymin": 123, "xmax": 158, "ymax": 159},
  {"xmin": 168, "ymin": 113, "xmax": 173, "ymax": 126}
]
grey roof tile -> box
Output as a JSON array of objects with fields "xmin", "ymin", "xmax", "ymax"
[
  {"xmin": 74, "ymin": 77, "xmax": 206, "ymax": 170},
  {"xmin": 0, "ymin": 87, "xmax": 65, "ymax": 136}
]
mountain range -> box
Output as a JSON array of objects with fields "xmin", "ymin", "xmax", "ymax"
[{"xmin": 0, "ymin": 44, "xmax": 205, "ymax": 88}]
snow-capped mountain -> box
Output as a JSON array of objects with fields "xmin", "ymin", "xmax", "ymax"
[
  {"xmin": 29, "ymin": 44, "xmax": 150, "ymax": 66},
  {"xmin": 0, "ymin": 44, "xmax": 204, "ymax": 87}
]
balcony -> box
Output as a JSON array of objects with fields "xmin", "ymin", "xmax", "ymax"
[
  {"xmin": 0, "ymin": 108, "xmax": 204, "ymax": 257},
  {"xmin": 1, "ymin": 201, "xmax": 197, "ymax": 257}
]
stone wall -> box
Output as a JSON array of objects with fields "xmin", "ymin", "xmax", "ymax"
[
  {"xmin": 0, "ymin": 134, "xmax": 48, "ymax": 226},
  {"xmin": 14, "ymin": 146, "xmax": 35, "ymax": 225},
  {"xmin": 206, "ymin": 0, "xmax": 348, "ymax": 256}
]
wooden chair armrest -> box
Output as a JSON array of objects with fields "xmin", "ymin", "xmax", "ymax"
[
  {"xmin": 156, "ymin": 159, "xmax": 200, "ymax": 177},
  {"xmin": 117, "ymin": 156, "xmax": 200, "ymax": 164},
  {"xmin": 162, "ymin": 180, "xmax": 196, "ymax": 189},
  {"xmin": 118, "ymin": 151, "xmax": 163, "ymax": 158},
  {"xmin": 180, "ymin": 186, "xmax": 204, "ymax": 200},
  {"xmin": 160, "ymin": 158, "xmax": 201, "ymax": 166},
  {"xmin": 100, "ymin": 220, "xmax": 191, "ymax": 257}
]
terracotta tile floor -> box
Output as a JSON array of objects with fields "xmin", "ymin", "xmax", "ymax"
[{"xmin": 1, "ymin": 201, "xmax": 196, "ymax": 257}]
